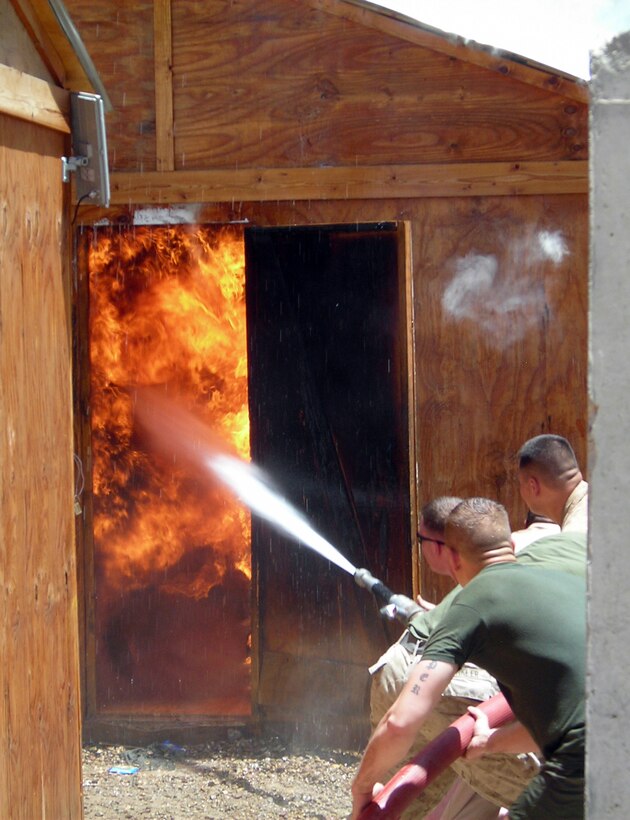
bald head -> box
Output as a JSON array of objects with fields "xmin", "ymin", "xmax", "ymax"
[{"xmin": 445, "ymin": 498, "xmax": 513, "ymax": 565}]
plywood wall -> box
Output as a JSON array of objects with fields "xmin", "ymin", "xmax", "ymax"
[
  {"xmin": 170, "ymin": 3, "xmax": 583, "ymax": 169},
  {"xmin": 64, "ymin": 0, "xmax": 587, "ymax": 174},
  {"xmin": 0, "ymin": 111, "xmax": 82, "ymax": 818},
  {"xmin": 64, "ymin": 0, "xmax": 588, "ymax": 624},
  {"xmin": 86, "ymin": 191, "xmax": 588, "ymax": 609}
]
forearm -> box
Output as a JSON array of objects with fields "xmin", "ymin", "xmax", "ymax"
[
  {"xmin": 351, "ymin": 713, "xmax": 418, "ymax": 798},
  {"xmin": 352, "ymin": 659, "xmax": 456, "ymax": 816}
]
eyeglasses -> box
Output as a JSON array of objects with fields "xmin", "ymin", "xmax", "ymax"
[{"xmin": 417, "ymin": 534, "xmax": 445, "ymax": 547}]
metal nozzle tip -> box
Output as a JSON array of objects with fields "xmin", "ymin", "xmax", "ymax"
[{"xmin": 354, "ymin": 568, "xmax": 374, "ymax": 589}]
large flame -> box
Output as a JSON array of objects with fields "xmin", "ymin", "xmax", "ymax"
[{"xmin": 87, "ymin": 224, "xmax": 251, "ymax": 712}]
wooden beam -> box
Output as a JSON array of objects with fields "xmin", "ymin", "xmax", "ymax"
[
  {"xmin": 0, "ymin": 63, "xmax": 70, "ymax": 132},
  {"xmin": 153, "ymin": 0, "xmax": 174, "ymax": 171},
  {"xmin": 310, "ymin": 0, "xmax": 589, "ymax": 105},
  {"xmin": 109, "ymin": 161, "xmax": 588, "ymax": 204}
]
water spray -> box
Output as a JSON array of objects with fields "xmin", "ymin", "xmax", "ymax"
[
  {"xmin": 134, "ymin": 388, "xmax": 420, "ymax": 624},
  {"xmin": 209, "ymin": 455, "xmax": 421, "ymax": 624},
  {"xmin": 209, "ymin": 453, "xmax": 356, "ymax": 575}
]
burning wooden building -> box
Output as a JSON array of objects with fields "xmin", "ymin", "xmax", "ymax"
[
  {"xmin": 3, "ymin": 0, "xmax": 589, "ymax": 763},
  {"xmin": 75, "ymin": 214, "xmax": 412, "ymax": 743}
]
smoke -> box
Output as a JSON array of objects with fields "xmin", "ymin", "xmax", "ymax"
[
  {"xmin": 443, "ymin": 253, "xmax": 499, "ymax": 319},
  {"xmin": 441, "ymin": 228, "xmax": 569, "ymax": 345},
  {"xmin": 537, "ymin": 230, "xmax": 569, "ymax": 264}
]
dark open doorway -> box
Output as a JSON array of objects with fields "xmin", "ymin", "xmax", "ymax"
[{"xmin": 245, "ymin": 223, "xmax": 414, "ymax": 743}]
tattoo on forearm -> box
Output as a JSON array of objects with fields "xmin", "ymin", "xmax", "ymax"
[{"xmin": 410, "ymin": 660, "xmax": 438, "ymax": 696}]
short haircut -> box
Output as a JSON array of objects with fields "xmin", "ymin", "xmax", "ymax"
[
  {"xmin": 421, "ymin": 496, "xmax": 464, "ymax": 535},
  {"xmin": 518, "ymin": 434, "xmax": 579, "ymax": 485},
  {"xmin": 446, "ymin": 498, "xmax": 511, "ymax": 557}
]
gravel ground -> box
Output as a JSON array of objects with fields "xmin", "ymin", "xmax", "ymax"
[{"xmin": 81, "ymin": 732, "xmax": 361, "ymax": 819}]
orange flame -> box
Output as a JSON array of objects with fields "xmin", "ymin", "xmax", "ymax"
[{"xmin": 88, "ymin": 225, "xmax": 250, "ymax": 599}]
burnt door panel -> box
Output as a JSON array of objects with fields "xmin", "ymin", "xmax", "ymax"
[{"xmin": 245, "ymin": 224, "xmax": 412, "ymax": 739}]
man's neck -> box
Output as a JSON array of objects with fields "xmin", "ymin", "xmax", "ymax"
[
  {"xmin": 459, "ymin": 552, "xmax": 516, "ymax": 585},
  {"xmin": 550, "ymin": 474, "xmax": 584, "ymax": 524}
]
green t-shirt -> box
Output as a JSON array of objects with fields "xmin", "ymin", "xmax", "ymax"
[
  {"xmin": 408, "ymin": 531, "xmax": 586, "ymax": 641},
  {"xmin": 421, "ymin": 562, "xmax": 585, "ymax": 758},
  {"xmin": 517, "ymin": 531, "xmax": 586, "ymax": 575}
]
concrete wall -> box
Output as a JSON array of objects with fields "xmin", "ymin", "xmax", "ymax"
[{"xmin": 588, "ymin": 30, "xmax": 630, "ymax": 818}]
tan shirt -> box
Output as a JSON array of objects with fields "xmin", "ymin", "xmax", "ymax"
[
  {"xmin": 562, "ymin": 480, "xmax": 588, "ymax": 532},
  {"xmin": 512, "ymin": 521, "xmax": 561, "ymax": 553}
]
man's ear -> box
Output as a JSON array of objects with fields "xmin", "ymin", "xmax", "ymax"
[
  {"xmin": 528, "ymin": 475, "xmax": 541, "ymax": 497},
  {"xmin": 446, "ymin": 546, "xmax": 461, "ymax": 574}
]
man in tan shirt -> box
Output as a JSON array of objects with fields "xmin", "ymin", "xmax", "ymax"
[{"xmin": 517, "ymin": 434, "xmax": 588, "ymax": 532}]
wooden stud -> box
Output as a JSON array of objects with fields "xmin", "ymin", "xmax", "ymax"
[
  {"xmin": 398, "ymin": 221, "xmax": 420, "ymax": 597},
  {"xmin": 154, "ymin": 0, "xmax": 174, "ymax": 171}
]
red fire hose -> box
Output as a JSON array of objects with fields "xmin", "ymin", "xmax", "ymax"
[{"xmin": 357, "ymin": 692, "xmax": 515, "ymax": 820}]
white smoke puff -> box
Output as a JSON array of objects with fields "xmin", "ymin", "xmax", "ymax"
[
  {"xmin": 537, "ymin": 230, "xmax": 569, "ymax": 263},
  {"xmin": 442, "ymin": 226, "xmax": 569, "ymax": 346},
  {"xmin": 442, "ymin": 253, "xmax": 498, "ymax": 319},
  {"xmin": 506, "ymin": 229, "xmax": 569, "ymax": 270},
  {"xmin": 442, "ymin": 251, "xmax": 549, "ymax": 347}
]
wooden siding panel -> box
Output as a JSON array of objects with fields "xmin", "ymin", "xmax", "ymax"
[
  {"xmin": 0, "ymin": 113, "xmax": 82, "ymax": 818},
  {"xmin": 541, "ymin": 196, "xmax": 589, "ymax": 458},
  {"xmin": 169, "ymin": 0, "xmax": 587, "ymax": 170},
  {"xmin": 311, "ymin": 0, "xmax": 589, "ymax": 104},
  {"xmin": 64, "ymin": 0, "xmax": 588, "ymax": 174},
  {"xmin": 410, "ymin": 195, "xmax": 588, "ymax": 602},
  {"xmin": 63, "ymin": 0, "xmax": 156, "ymax": 171},
  {"xmin": 76, "ymin": 193, "xmax": 587, "ymax": 608},
  {"xmin": 1, "ymin": 0, "xmax": 55, "ymax": 82}
]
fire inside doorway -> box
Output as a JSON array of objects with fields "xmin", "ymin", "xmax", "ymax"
[
  {"xmin": 85, "ymin": 225, "xmax": 251, "ymax": 716},
  {"xmin": 77, "ymin": 221, "xmax": 414, "ymax": 735}
]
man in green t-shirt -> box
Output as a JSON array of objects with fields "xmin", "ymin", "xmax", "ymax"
[
  {"xmin": 370, "ymin": 527, "xmax": 583, "ymax": 816},
  {"xmin": 352, "ymin": 498, "xmax": 585, "ymax": 820}
]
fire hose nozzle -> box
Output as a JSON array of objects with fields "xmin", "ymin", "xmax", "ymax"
[
  {"xmin": 354, "ymin": 567, "xmax": 379, "ymax": 591},
  {"xmin": 354, "ymin": 568, "xmax": 421, "ymax": 624}
]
